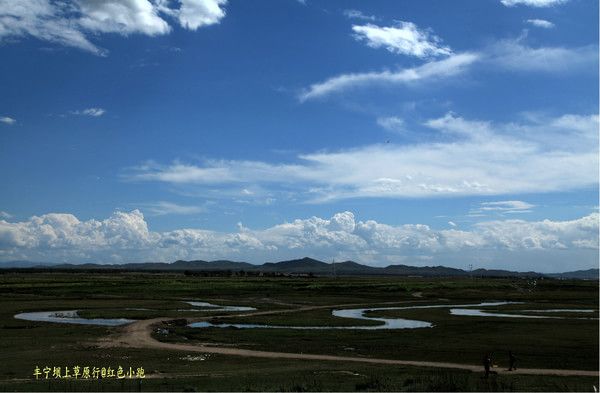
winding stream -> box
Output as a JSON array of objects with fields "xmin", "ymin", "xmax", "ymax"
[
  {"xmin": 189, "ymin": 301, "xmax": 513, "ymax": 330},
  {"xmin": 450, "ymin": 307, "xmax": 597, "ymax": 320},
  {"xmin": 14, "ymin": 301, "xmax": 597, "ymax": 329},
  {"xmin": 13, "ymin": 301, "xmax": 254, "ymax": 327}
]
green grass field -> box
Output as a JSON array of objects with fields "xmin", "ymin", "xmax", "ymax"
[{"xmin": 0, "ymin": 272, "xmax": 598, "ymax": 391}]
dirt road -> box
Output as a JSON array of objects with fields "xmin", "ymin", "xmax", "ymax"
[{"xmin": 101, "ymin": 303, "xmax": 599, "ymax": 378}]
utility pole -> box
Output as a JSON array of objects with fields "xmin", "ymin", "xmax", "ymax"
[{"xmin": 332, "ymin": 258, "xmax": 336, "ymax": 278}]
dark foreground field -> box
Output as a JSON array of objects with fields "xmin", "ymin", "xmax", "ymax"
[{"xmin": 0, "ymin": 272, "xmax": 598, "ymax": 391}]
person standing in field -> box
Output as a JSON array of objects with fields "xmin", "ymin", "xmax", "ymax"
[
  {"xmin": 483, "ymin": 353, "xmax": 492, "ymax": 378},
  {"xmin": 508, "ymin": 350, "xmax": 518, "ymax": 371}
]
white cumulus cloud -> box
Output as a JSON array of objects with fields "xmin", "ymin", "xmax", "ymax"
[
  {"xmin": 0, "ymin": 116, "xmax": 16, "ymax": 125},
  {"xmin": 76, "ymin": 0, "xmax": 170, "ymax": 36},
  {"xmin": 343, "ymin": 9, "xmax": 377, "ymax": 22},
  {"xmin": 300, "ymin": 34, "xmax": 596, "ymax": 101},
  {"xmin": 486, "ymin": 39, "xmax": 597, "ymax": 73},
  {"xmin": 470, "ymin": 200, "xmax": 536, "ymax": 216},
  {"xmin": 70, "ymin": 108, "xmax": 106, "ymax": 117},
  {"xmin": 0, "ymin": 0, "xmax": 228, "ymax": 55},
  {"xmin": 299, "ymin": 52, "xmax": 478, "ymax": 101},
  {"xmin": 525, "ymin": 19, "xmax": 555, "ymax": 28},
  {"xmin": 140, "ymin": 201, "xmax": 206, "ymax": 216},
  {"xmin": 376, "ymin": 116, "xmax": 405, "ymax": 133},
  {"xmin": 352, "ymin": 22, "xmax": 452, "ymax": 58},
  {"xmin": 176, "ymin": 0, "xmax": 227, "ymax": 30},
  {"xmin": 501, "ymin": 0, "xmax": 568, "ymax": 7}
]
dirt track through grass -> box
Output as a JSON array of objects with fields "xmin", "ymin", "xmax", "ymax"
[{"xmin": 101, "ymin": 303, "xmax": 599, "ymax": 378}]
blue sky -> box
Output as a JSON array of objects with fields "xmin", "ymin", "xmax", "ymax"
[{"xmin": 0, "ymin": 0, "xmax": 598, "ymax": 271}]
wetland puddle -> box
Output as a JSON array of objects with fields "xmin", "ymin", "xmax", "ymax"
[
  {"xmin": 13, "ymin": 301, "xmax": 255, "ymax": 326},
  {"xmin": 14, "ymin": 310, "xmax": 134, "ymax": 326}
]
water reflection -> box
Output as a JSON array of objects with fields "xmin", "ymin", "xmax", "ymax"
[{"xmin": 14, "ymin": 310, "xmax": 134, "ymax": 326}]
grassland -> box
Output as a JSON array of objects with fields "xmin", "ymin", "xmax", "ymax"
[{"xmin": 0, "ymin": 272, "xmax": 597, "ymax": 391}]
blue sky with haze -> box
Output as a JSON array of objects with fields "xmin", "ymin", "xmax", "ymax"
[{"xmin": 0, "ymin": 0, "xmax": 598, "ymax": 271}]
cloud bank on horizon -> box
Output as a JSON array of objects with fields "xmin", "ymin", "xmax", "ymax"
[{"xmin": 0, "ymin": 209, "xmax": 597, "ymax": 272}]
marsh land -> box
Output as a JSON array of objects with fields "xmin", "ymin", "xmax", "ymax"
[{"xmin": 0, "ymin": 272, "xmax": 598, "ymax": 391}]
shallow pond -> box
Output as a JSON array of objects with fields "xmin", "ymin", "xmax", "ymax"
[
  {"xmin": 14, "ymin": 310, "xmax": 134, "ymax": 326},
  {"xmin": 13, "ymin": 300, "xmax": 255, "ymax": 326}
]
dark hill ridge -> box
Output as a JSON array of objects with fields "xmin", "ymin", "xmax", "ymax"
[
  {"xmin": 0, "ymin": 258, "xmax": 597, "ymax": 279},
  {"xmin": 333, "ymin": 261, "xmax": 379, "ymax": 274},
  {"xmin": 546, "ymin": 268, "xmax": 600, "ymax": 280},
  {"xmin": 171, "ymin": 260, "xmax": 255, "ymax": 270},
  {"xmin": 384, "ymin": 264, "xmax": 465, "ymax": 276},
  {"xmin": 260, "ymin": 257, "xmax": 330, "ymax": 273},
  {"xmin": 471, "ymin": 268, "xmax": 541, "ymax": 278},
  {"xmin": 44, "ymin": 259, "xmax": 254, "ymax": 271}
]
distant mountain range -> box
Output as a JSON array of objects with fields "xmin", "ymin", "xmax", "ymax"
[
  {"xmin": 545, "ymin": 268, "xmax": 600, "ymax": 280},
  {"xmin": 0, "ymin": 257, "xmax": 597, "ymax": 279}
]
